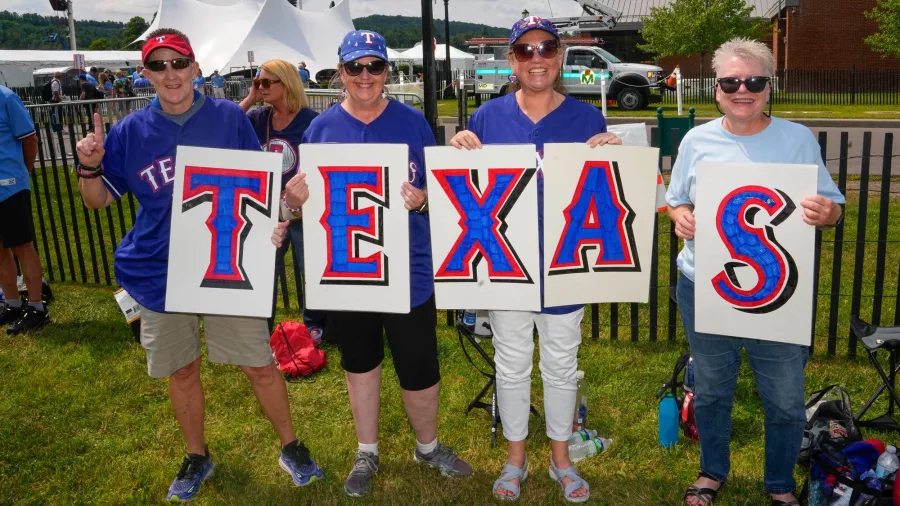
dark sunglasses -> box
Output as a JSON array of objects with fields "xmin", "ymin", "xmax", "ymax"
[
  {"xmin": 510, "ymin": 39, "xmax": 560, "ymax": 63},
  {"xmin": 144, "ymin": 58, "xmax": 194, "ymax": 72},
  {"xmin": 342, "ymin": 60, "xmax": 388, "ymax": 76},
  {"xmin": 253, "ymin": 78, "xmax": 282, "ymax": 89},
  {"xmin": 717, "ymin": 76, "xmax": 770, "ymax": 94}
]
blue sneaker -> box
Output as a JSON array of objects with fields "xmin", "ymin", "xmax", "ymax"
[
  {"xmin": 166, "ymin": 452, "xmax": 214, "ymax": 502},
  {"xmin": 279, "ymin": 440, "xmax": 324, "ymax": 486}
]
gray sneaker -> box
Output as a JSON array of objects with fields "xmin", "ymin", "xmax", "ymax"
[
  {"xmin": 344, "ymin": 451, "xmax": 379, "ymax": 497},
  {"xmin": 414, "ymin": 443, "xmax": 473, "ymax": 477}
]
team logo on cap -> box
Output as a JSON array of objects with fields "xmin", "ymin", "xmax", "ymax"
[
  {"xmin": 524, "ymin": 16, "xmax": 541, "ymax": 26},
  {"xmin": 361, "ymin": 32, "xmax": 376, "ymax": 45},
  {"xmin": 156, "ymin": 36, "xmax": 166, "ymax": 43}
]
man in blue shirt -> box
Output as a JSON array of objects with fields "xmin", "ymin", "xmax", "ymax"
[
  {"xmin": 131, "ymin": 65, "xmax": 143, "ymax": 83},
  {"xmin": 210, "ymin": 69, "xmax": 226, "ymax": 98},
  {"xmin": 297, "ymin": 62, "xmax": 310, "ymax": 88},
  {"xmin": 132, "ymin": 75, "xmax": 150, "ymax": 88},
  {"xmin": 0, "ymin": 85, "xmax": 49, "ymax": 335},
  {"xmin": 86, "ymin": 67, "xmax": 99, "ymax": 86}
]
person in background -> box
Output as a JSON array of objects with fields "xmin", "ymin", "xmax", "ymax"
[
  {"xmin": 86, "ymin": 67, "xmax": 99, "ymax": 86},
  {"xmin": 297, "ymin": 62, "xmax": 310, "ymax": 88},
  {"xmin": 210, "ymin": 69, "xmax": 226, "ymax": 98},
  {"xmin": 193, "ymin": 67, "xmax": 206, "ymax": 95},
  {"xmin": 238, "ymin": 59, "xmax": 324, "ymax": 340},
  {"xmin": 131, "ymin": 65, "xmax": 143, "ymax": 83},
  {"xmin": 98, "ymin": 72, "xmax": 113, "ymax": 98},
  {"xmin": 667, "ymin": 38, "xmax": 845, "ymax": 506},
  {"xmin": 133, "ymin": 73, "xmax": 151, "ymax": 89},
  {"xmin": 449, "ymin": 16, "xmax": 621, "ymax": 503},
  {"xmin": 113, "ymin": 71, "xmax": 129, "ymax": 98},
  {"xmin": 49, "ymin": 71, "xmax": 63, "ymax": 131},
  {"xmin": 0, "ymin": 85, "xmax": 49, "ymax": 335},
  {"xmin": 74, "ymin": 28, "xmax": 325, "ymax": 502},
  {"xmin": 272, "ymin": 29, "xmax": 473, "ymax": 498}
]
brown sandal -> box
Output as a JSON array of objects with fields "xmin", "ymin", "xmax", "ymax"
[{"xmin": 684, "ymin": 471, "xmax": 723, "ymax": 505}]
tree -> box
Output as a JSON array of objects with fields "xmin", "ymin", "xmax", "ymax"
[
  {"xmin": 87, "ymin": 37, "xmax": 109, "ymax": 50},
  {"xmin": 120, "ymin": 16, "xmax": 149, "ymax": 48},
  {"xmin": 638, "ymin": 0, "xmax": 768, "ymax": 71},
  {"xmin": 865, "ymin": 0, "xmax": 900, "ymax": 58}
]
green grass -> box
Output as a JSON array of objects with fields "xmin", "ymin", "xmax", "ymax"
[{"xmin": 437, "ymin": 99, "xmax": 900, "ymax": 120}]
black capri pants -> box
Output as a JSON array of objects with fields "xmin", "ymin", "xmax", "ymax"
[{"xmin": 326, "ymin": 294, "xmax": 439, "ymax": 391}]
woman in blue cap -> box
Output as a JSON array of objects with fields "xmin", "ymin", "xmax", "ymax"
[
  {"xmin": 450, "ymin": 16, "xmax": 621, "ymax": 503},
  {"xmin": 272, "ymin": 30, "xmax": 472, "ymax": 497}
]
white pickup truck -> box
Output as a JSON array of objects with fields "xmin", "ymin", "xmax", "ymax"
[{"xmin": 472, "ymin": 45, "xmax": 666, "ymax": 111}]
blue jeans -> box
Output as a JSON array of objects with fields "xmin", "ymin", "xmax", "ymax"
[
  {"xmin": 676, "ymin": 275, "xmax": 808, "ymax": 494},
  {"xmin": 268, "ymin": 220, "xmax": 325, "ymax": 333}
]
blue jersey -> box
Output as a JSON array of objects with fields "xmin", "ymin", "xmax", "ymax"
[
  {"xmin": 133, "ymin": 77, "xmax": 151, "ymax": 88},
  {"xmin": 0, "ymin": 86, "xmax": 35, "ymax": 202},
  {"xmin": 302, "ymin": 100, "xmax": 435, "ymax": 308},
  {"xmin": 246, "ymin": 107, "xmax": 318, "ymax": 188},
  {"xmin": 193, "ymin": 76, "xmax": 206, "ymax": 90},
  {"xmin": 101, "ymin": 94, "xmax": 262, "ymax": 312},
  {"xmin": 211, "ymin": 75, "xmax": 226, "ymax": 88},
  {"xmin": 469, "ymin": 92, "xmax": 607, "ymax": 315}
]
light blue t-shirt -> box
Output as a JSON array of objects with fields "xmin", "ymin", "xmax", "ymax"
[
  {"xmin": 211, "ymin": 74, "xmax": 226, "ymax": 88},
  {"xmin": 131, "ymin": 71, "xmax": 141, "ymax": 83},
  {"xmin": 85, "ymin": 73, "xmax": 99, "ymax": 86},
  {"xmin": 193, "ymin": 76, "xmax": 206, "ymax": 90},
  {"xmin": 665, "ymin": 116, "xmax": 845, "ymax": 282},
  {"xmin": 0, "ymin": 86, "xmax": 36, "ymax": 202}
]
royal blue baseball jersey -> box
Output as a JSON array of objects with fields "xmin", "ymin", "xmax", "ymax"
[
  {"xmin": 101, "ymin": 93, "xmax": 262, "ymax": 313},
  {"xmin": 246, "ymin": 107, "xmax": 318, "ymax": 189},
  {"xmin": 301, "ymin": 100, "xmax": 435, "ymax": 309},
  {"xmin": 468, "ymin": 92, "xmax": 607, "ymax": 315}
]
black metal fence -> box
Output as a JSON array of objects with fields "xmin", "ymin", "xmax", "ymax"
[
  {"xmin": 661, "ymin": 69, "xmax": 900, "ymax": 106},
  {"xmin": 22, "ymin": 98, "xmax": 899, "ymax": 357}
]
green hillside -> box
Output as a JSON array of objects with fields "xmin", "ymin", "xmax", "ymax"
[{"xmin": 353, "ymin": 14, "xmax": 508, "ymax": 49}]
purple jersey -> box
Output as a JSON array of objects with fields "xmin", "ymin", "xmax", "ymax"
[
  {"xmin": 301, "ymin": 100, "xmax": 435, "ymax": 308},
  {"xmin": 468, "ymin": 92, "xmax": 607, "ymax": 315},
  {"xmin": 246, "ymin": 107, "xmax": 318, "ymax": 188},
  {"xmin": 101, "ymin": 95, "xmax": 261, "ymax": 312}
]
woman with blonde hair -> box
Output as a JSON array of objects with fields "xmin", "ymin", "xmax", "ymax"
[{"xmin": 239, "ymin": 59, "xmax": 325, "ymax": 339}]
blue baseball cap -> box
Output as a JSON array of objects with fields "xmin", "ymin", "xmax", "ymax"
[
  {"xmin": 509, "ymin": 16, "xmax": 559, "ymax": 45},
  {"xmin": 339, "ymin": 30, "xmax": 390, "ymax": 63}
]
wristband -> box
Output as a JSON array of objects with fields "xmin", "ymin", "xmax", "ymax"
[
  {"xmin": 281, "ymin": 195, "xmax": 301, "ymax": 216},
  {"xmin": 76, "ymin": 163, "xmax": 103, "ymax": 179},
  {"xmin": 415, "ymin": 201, "xmax": 429, "ymax": 214}
]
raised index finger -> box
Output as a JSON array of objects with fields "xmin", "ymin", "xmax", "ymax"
[{"xmin": 93, "ymin": 112, "xmax": 104, "ymax": 142}]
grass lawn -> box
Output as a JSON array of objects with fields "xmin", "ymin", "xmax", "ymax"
[{"xmin": 437, "ymin": 99, "xmax": 900, "ymax": 120}]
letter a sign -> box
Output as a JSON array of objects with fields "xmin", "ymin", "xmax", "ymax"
[
  {"xmin": 693, "ymin": 162, "xmax": 817, "ymax": 345},
  {"xmin": 167, "ymin": 146, "xmax": 283, "ymax": 317}
]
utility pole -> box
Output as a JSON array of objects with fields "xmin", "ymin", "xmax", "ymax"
[
  {"xmin": 444, "ymin": 0, "xmax": 451, "ymax": 100},
  {"xmin": 421, "ymin": 0, "xmax": 437, "ymax": 135},
  {"xmin": 67, "ymin": 0, "xmax": 77, "ymax": 50}
]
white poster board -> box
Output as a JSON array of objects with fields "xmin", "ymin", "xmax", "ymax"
[
  {"xmin": 300, "ymin": 144, "xmax": 411, "ymax": 313},
  {"xmin": 166, "ymin": 146, "xmax": 283, "ymax": 317},
  {"xmin": 605, "ymin": 123, "xmax": 668, "ymax": 211},
  {"xmin": 694, "ymin": 162, "xmax": 817, "ymax": 345},
  {"xmin": 542, "ymin": 144, "xmax": 659, "ymax": 306},
  {"xmin": 425, "ymin": 145, "xmax": 540, "ymax": 311}
]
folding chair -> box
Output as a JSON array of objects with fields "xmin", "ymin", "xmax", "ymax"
[{"xmin": 850, "ymin": 315, "xmax": 900, "ymax": 432}]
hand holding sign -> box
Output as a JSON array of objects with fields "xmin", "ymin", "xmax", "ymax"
[
  {"xmin": 284, "ymin": 172, "xmax": 309, "ymax": 209},
  {"xmin": 75, "ymin": 112, "xmax": 105, "ymax": 167}
]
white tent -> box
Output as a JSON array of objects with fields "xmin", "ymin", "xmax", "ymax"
[
  {"xmin": 397, "ymin": 43, "xmax": 476, "ymax": 73},
  {"xmin": 386, "ymin": 47, "xmax": 403, "ymax": 61},
  {"xmin": 137, "ymin": 0, "xmax": 354, "ymax": 77},
  {"xmin": 0, "ymin": 50, "xmax": 141, "ymax": 88}
]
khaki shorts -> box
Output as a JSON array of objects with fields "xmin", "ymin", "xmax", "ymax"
[{"xmin": 140, "ymin": 308, "xmax": 274, "ymax": 378}]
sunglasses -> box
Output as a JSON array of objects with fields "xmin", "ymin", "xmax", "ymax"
[
  {"xmin": 510, "ymin": 39, "xmax": 560, "ymax": 63},
  {"xmin": 144, "ymin": 58, "xmax": 194, "ymax": 72},
  {"xmin": 342, "ymin": 60, "xmax": 388, "ymax": 77},
  {"xmin": 717, "ymin": 76, "xmax": 770, "ymax": 94},
  {"xmin": 253, "ymin": 78, "xmax": 282, "ymax": 89}
]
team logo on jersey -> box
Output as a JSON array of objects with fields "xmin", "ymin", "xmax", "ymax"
[
  {"xmin": 182, "ymin": 166, "xmax": 273, "ymax": 290},
  {"xmin": 266, "ymin": 138, "xmax": 297, "ymax": 175},
  {"xmin": 319, "ymin": 165, "xmax": 389, "ymax": 285},
  {"xmin": 712, "ymin": 185, "xmax": 798, "ymax": 314},
  {"xmin": 408, "ymin": 161, "xmax": 419, "ymax": 184},
  {"xmin": 549, "ymin": 161, "xmax": 640, "ymax": 275},
  {"xmin": 433, "ymin": 168, "xmax": 535, "ymax": 283}
]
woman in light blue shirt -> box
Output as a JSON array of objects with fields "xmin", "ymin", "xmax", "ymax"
[{"xmin": 666, "ymin": 38, "xmax": 844, "ymax": 506}]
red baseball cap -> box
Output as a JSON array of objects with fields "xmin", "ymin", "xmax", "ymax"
[{"xmin": 142, "ymin": 33, "xmax": 194, "ymax": 64}]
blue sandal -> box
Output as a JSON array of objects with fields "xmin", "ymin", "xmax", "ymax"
[
  {"xmin": 548, "ymin": 457, "xmax": 590, "ymax": 503},
  {"xmin": 492, "ymin": 458, "xmax": 528, "ymax": 501}
]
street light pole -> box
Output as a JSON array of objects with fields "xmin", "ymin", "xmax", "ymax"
[
  {"xmin": 444, "ymin": 0, "xmax": 451, "ymax": 100},
  {"xmin": 421, "ymin": 0, "xmax": 437, "ymax": 135}
]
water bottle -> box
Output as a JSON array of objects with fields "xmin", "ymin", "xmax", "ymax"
[
  {"xmin": 566, "ymin": 429, "xmax": 598, "ymax": 446},
  {"xmin": 658, "ymin": 392, "xmax": 680, "ymax": 448},
  {"xmin": 572, "ymin": 371, "xmax": 588, "ymax": 432},
  {"xmin": 568, "ymin": 437, "xmax": 611, "ymax": 462},
  {"xmin": 830, "ymin": 483, "xmax": 853, "ymax": 506},
  {"xmin": 875, "ymin": 445, "xmax": 899, "ymax": 479},
  {"xmin": 461, "ymin": 310, "xmax": 476, "ymax": 330},
  {"xmin": 684, "ymin": 357, "xmax": 695, "ymax": 391}
]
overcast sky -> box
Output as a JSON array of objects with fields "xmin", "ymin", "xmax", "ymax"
[{"xmin": 6, "ymin": 0, "xmax": 593, "ymax": 29}]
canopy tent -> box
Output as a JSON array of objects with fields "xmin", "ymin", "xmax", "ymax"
[
  {"xmin": 0, "ymin": 50, "xmax": 141, "ymax": 88},
  {"xmin": 397, "ymin": 43, "xmax": 475, "ymax": 73},
  {"xmin": 385, "ymin": 47, "xmax": 403, "ymax": 61},
  {"xmin": 137, "ymin": 0, "xmax": 354, "ymax": 77}
]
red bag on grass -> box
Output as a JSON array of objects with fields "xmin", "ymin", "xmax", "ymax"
[{"xmin": 269, "ymin": 322, "xmax": 326, "ymax": 377}]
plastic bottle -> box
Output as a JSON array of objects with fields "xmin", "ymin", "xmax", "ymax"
[
  {"xmin": 875, "ymin": 445, "xmax": 899, "ymax": 479},
  {"xmin": 684, "ymin": 357, "xmax": 695, "ymax": 391},
  {"xmin": 572, "ymin": 371, "xmax": 588, "ymax": 432},
  {"xmin": 658, "ymin": 391, "xmax": 680, "ymax": 448},
  {"xmin": 568, "ymin": 437, "xmax": 611, "ymax": 462},
  {"xmin": 854, "ymin": 470, "xmax": 883, "ymax": 506},
  {"xmin": 461, "ymin": 310, "xmax": 476, "ymax": 330},
  {"xmin": 566, "ymin": 429, "xmax": 598, "ymax": 446}
]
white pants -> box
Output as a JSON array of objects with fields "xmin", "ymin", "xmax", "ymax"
[
  {"xmin": 213, "ymin": 88, "xmax": 225, "ymax": 98},
  {"xmin": 490, "ymin": 308, "xmax": 584, "ymax": 442}
]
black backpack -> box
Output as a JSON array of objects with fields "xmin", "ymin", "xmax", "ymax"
[
  {"xmin": 799, "ymin": 385, "xmax": 862, "ymax": 464},
  {"xmin": 41, "ymin": 80, "xmax": 54, "ymax": 101}
]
